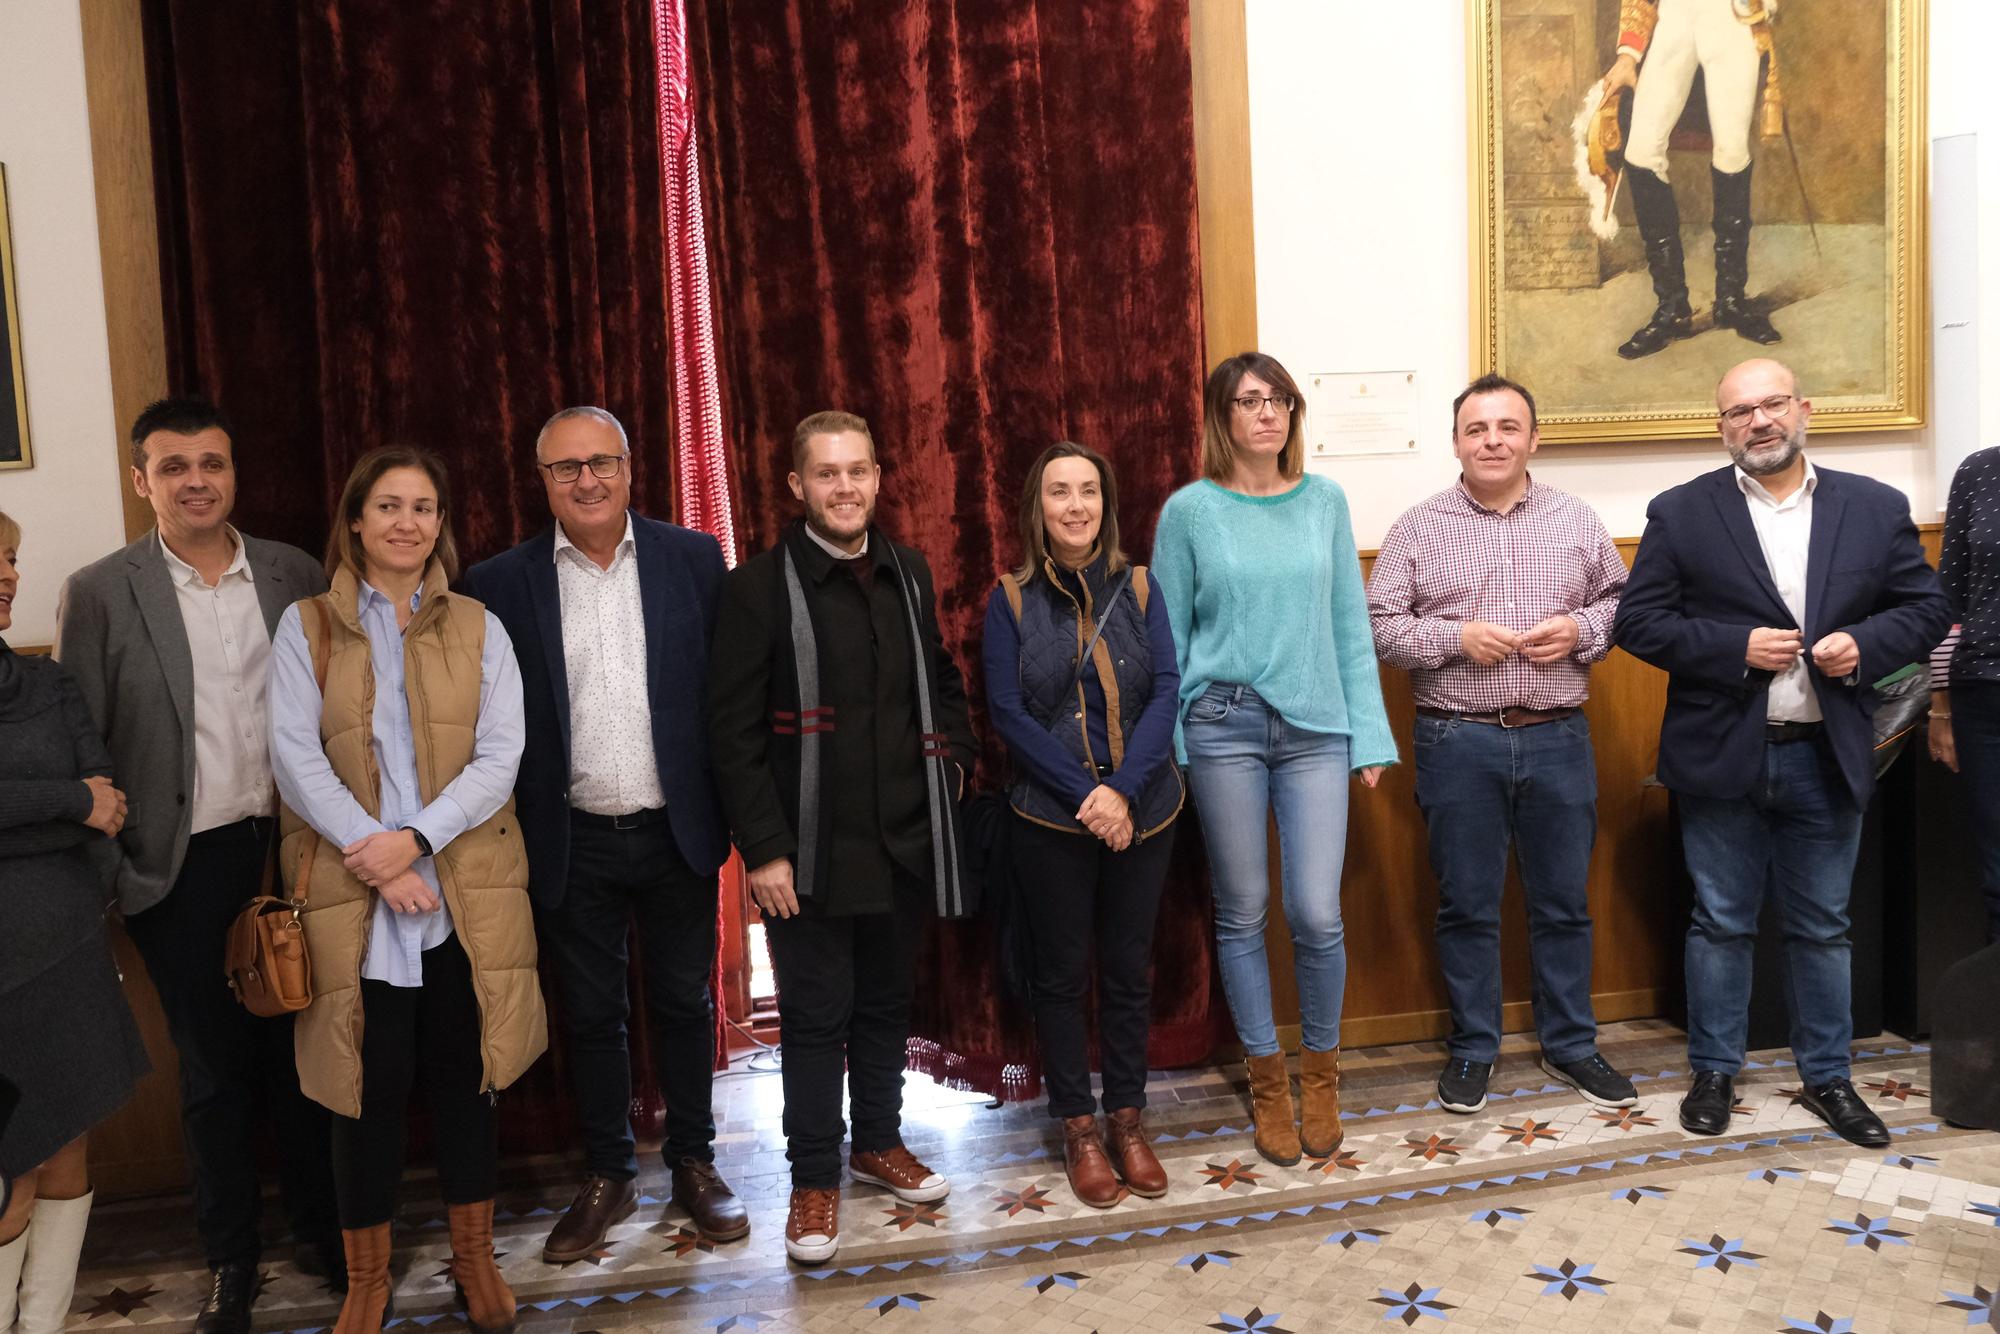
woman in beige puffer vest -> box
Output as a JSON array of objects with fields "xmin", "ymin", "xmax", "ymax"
[{"xmin": 269, "ymin": 447, "xmax": 544, "ymax": 1334}]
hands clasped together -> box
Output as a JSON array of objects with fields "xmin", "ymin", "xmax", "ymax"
[
  {"xmin": 342, "ymin": 828, "xmax": 437, "ymax": 915},
  {"xmin": 1458, "ymin": 615, "xmax": 1581, "ymax": 667}
]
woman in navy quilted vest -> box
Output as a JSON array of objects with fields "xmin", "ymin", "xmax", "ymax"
[{"xmin": 982, "ymin": 442, "xmax": 1184, "ymax": 1208}]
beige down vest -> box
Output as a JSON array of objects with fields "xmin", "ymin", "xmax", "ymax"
[{"xmin": 280, "ymin": 563, "xmax": 547, "ymax": 1118}]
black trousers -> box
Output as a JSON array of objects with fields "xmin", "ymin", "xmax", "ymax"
[
  {"xmin": 123, "ymin": 817, "xmax": 337, "ymax": 1267},
  {"xmin": 1011, "ymin": 816, "xmax": 1176, "ymax": 1118},
  {"xmin": 763, "ymin": 877, "xmax": 926, "ymax": 1189},
  {"xmin": 540, "ymin": 812, "xmax": 719, "ymax": 1177},
  {"xmin": 330, "ymin": 934, "xmax": 496, "ymax": 1228}
]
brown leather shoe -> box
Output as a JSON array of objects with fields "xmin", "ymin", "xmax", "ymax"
[
  {"xmin": 1061, "ymin": 1115, "xmax": 1123, "ymax": 1208},
  {"xmin": 542, "ymin": 1175, "xmax": 637, "ymax": 1263},
  {"xmin": 849, "ymin": 1145, "xmax": 950, "ymax": 1202},
  {"xmin": 1299, "ymin": 1045, "xmax": 1343, "ymax": 1158},
  {"xmin": 783, "ymin": 1187, "xmax": 841, "ymax": 1264},
  {"xmin": 1105, "ymin": 1107, "xmax": 1168, "ymax": 1198},
  {"xmin": 671, "ymin": 1157, "xmax": 750, "ymax": 1242},
  {"xmin": 446, "ymin": 1201, "xmax": 516, "ymax": 1334},
  {"xmin": 331, "ymin": 1223, "xmax": 393, "ymax": 1334},
  {"xmin": 1244, "ymin": 1052, "xmax": 1301, "ymax": 1166}
]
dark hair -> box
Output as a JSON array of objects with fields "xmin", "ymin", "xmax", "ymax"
[
  {"xmin": 1011, "ymin": 441, "xmax": 1127, "ymax": 584},
  {"xmin": 1451, "ymin": 374, "xmax": 1537, "ymax": 435},
  {"xmin": 1200, "ymin": 353, "xmax": 1306, "ymax": 482},
  {"xmin": 129, "ymin": 396, "xmax": 232, "ymax": 471},
  {"xmin": 791, "ymin": 410, "xmax": 876, "ymax": 473},
  {"xmin": 325, "ymin": 447, "xmax": 460, "ymax": 583}
]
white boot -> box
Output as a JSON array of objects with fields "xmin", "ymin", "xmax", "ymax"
[
  {"xmin": 15, "ymin": 1192, "xmax": 92, "ymax": 1334},
  {"xmin": 0, "ymin": 1225, "xmax": 28, "ymax": 1330}
]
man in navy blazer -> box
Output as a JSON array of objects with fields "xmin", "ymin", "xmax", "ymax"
[
  {"xmin": 1616, "ymin": 358, "xmax": 1949, "ymax": 1147},
  {"xmin": 463, "ymin": 407, "xmax": 745, "ymax": 1255}
]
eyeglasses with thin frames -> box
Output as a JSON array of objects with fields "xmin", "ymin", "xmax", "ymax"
[
  {"xmin": 538, "ymin": 454, "xmax": 626, "ymax": 483},
  {"xmin": 1232, "ymin": 394, "xmax": 1296, "ymax": 416},
  {"xmin": 1719, "ymin": 394, "xmax": 1798, "ymax": 428}
]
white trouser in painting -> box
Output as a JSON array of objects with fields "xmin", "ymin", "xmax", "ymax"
[{"xmin": 1624, "ymin": 0, "xmax": 1761, "ymax": 178}]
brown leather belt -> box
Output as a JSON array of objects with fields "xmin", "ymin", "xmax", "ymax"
[{"xmin": 1415, "ymin": 706, "xmax": 1580, "ymax": 729}]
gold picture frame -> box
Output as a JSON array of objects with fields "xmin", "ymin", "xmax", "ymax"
[
  {"xmin": 1468, "ymin": 0, "xmax": 1927, "ymax": 443},
  {"xmin": 1, "ymin": 163, "xmax": 31, "ymax": 470}
]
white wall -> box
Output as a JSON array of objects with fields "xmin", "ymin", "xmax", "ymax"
[
  {"xmin": 0, "ymin": 0, "xmax": 128, "ymax": 645},
  {"xmin": 1246, "ymin": 0, "xmax": 2000, "ymax": 545}
]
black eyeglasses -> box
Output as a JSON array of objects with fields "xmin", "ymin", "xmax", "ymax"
[
  {"xmin": 1232, "ymin": 393, "xmax": 1296, "ymax": 415},
  {"xmin": 1719, "ymin": 394, "xmax": 1798, "ymax": 428},
  {"xmin": 539, "ymin": 454, "xmax": 626, "ymax": 483}
]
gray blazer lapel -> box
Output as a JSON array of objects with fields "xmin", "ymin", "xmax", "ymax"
[
  {"xmin": 126, "ymin": 535, "xmax": 196, "ymax": 724},
  {"xmin": 248, "ymin": 537, "xmax": 306, "ymax": 636}
]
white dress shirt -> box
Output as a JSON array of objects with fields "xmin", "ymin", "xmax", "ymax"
[
  {"xmin": 267, "ymin": 580, "xmax": 526, "ymax": 986},
  {"xmin": 1736, "ymin": 461, "xmax": 1822, "ymax": 723},
  {"xmin": 556, "ymin": 517, "xmax": 665, "ymax": 815},
  {"xmin": 162, "ymin": 528, "xmax": 275, "ymax": 832}
]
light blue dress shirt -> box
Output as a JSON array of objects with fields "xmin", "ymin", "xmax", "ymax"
[{"xmin": 268, "ymin": 580, "xmax": 526, "ymax": 987}]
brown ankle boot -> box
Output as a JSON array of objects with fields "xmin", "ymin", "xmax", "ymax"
[
  {"xmin": 332, "ymin": 1223, "xmax": 393, "ymax": 1334},
  {"xmin": 1299, "ymin": 1046, "xmax": 1343, "ymax": 1157},
  {"xmin": 1105, "ymin": 1107, "xmax": 1168, "ymax": 1198},
  {"xmin": 1061, "ymin": 1115, "xmax": 1122, "ymax": 1208},
  {"xmin": 1244, "ymin": 1052, "xmax": 1301, "ymax": 1165},
  {"xmin": 447, "ymin": 1201, "xmax": 517, "ymax": 1333}
]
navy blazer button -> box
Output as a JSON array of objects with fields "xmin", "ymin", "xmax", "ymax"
[{"xmin": 177, "ymin": 793, "xmax": 186, "ymax": 805}]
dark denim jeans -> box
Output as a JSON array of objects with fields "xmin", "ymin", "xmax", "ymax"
[
  {"xmin": 1678, "ymin": 735, "xmax": 1864, "ymax": 1086},
  {"xmin": 1412, "ymin": 712, "xmax": 1601, "ymax": 1066},
  {"xmin": 1952, "ymin": 679, "xmax": 2000, "ymax": 945}
]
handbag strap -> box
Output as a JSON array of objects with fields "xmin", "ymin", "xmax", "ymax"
[
  {"xmin": 284, "ymin": 597, "xmax": 338, "ymax": 911},
  {"xmin": 1069, "ymin": 569, "xmax": 1133, "ymax": 688}
]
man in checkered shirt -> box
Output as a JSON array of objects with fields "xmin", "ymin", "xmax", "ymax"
[{"xmin": 1367, "ymin": 374, "xmax": 1636, "ymax": 1117}]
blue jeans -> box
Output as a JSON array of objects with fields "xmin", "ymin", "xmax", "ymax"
[
  {"xmin": 1678, "ymin": 736, "xmax": 1864, "ymax": 1086},
  {"xmin": 1413, "ymin": 713, "xmax": 1600, "ymax": 1065},
  {"xmin": 1952, "ymin": 680, "xmax": 2000, "ymax": 945},
  {"xmin": 1184, "ymin": 684, "xmax": 1350, "ymax": 1057}
]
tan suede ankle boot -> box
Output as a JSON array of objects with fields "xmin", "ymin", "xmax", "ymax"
[
  {"xmin": 1299, "ymin": 1045, "xmax": 1343, "ymax": 1157},
  {"xmin": 447, "ymin": 1201, "xmax": 517, "ymax": 1333},
  {"xmin": 1244, "ymin": 1052, "xmax": 1301, "ymax": 1165}
]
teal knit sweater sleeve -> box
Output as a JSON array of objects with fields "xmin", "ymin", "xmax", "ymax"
[{"xmin": 1150, "ymin": 476, "xmax": 1398, "ymax": 769}]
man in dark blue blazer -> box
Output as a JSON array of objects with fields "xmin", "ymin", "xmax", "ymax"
[
  {"xmin": 463, "ymin": 407, "xmax": 745, "ymax": 1255},
  {"xmin": 1616, "ymin": 359, "xmax": 1950, "ymax": 1147}
]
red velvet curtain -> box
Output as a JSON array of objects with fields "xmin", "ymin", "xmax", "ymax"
[
  {"xmin": 147, "ymin": 0, "xmax": 675, "ymax": 557},
  {"xmin": 685, "ymin": 0, "xmax": 1218, "ymax": 1095},
  {"xmin": 144, "ymin": 0, "xmax": 695, "ymax": 1147}
]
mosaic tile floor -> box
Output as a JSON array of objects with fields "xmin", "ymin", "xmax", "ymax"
[{"xmin": 70, "ymin": 1021, "xmax": 2000, "ymax": 1332}]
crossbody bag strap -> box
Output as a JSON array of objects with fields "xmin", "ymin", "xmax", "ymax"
[{"xmin": 1071, "ymin": 569, "xmax": 1134, "ymax": 687}]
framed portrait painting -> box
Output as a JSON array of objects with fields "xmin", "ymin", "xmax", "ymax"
[
  {"xmin": 1469, "ymin": 0, "xmax": 1926, "ymax": 442},
  {"xmin": 1, "ymin": 163, "xmax": 30, "ymax": 470}
]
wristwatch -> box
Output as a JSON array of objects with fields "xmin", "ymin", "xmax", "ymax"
[{"xmin": 403, "ymin": 826, "xmax": 434, "ymax": 858}]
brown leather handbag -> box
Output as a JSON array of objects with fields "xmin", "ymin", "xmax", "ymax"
[{"xmin": 224, "ymin": 597, "xmax": 331, "ymax": 1016}]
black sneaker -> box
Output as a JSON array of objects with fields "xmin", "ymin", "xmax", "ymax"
[
  {"xmin": 1800, "ymin": 1078, "xmax": 1891, "ymax": 1147},
  {"xmin": 1541, "ymin": 1054, "xmax": 1638, "ymax": 1108},
  {"xmin": 1437, "ymin": 1057, "xmax": 1491, "ymax": 1114}
]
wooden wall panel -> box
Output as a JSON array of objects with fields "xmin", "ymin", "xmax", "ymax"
[{"xmin": 1189, "ymin": 0, "xmax": 1256, "ymax": 372}]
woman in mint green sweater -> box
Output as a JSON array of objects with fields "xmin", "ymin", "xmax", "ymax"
[{"xmin": 1152, "ymin": 352, "xmax": 1396, "ymax": 1167}]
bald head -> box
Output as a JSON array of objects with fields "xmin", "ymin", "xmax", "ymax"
[{"xmin": 1716, "ymin": 358, "xmax": 1799, "ymax": 410}]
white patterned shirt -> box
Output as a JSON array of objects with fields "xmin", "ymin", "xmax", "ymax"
[
  {"xmin": 1736, "ymin": 462, "xmax": 1822, "ymax": 723},
  {"xmin": 161, "ymin": 527, "xmax": 274, "ymax": 832},
  {"xmin": 556, "ymin": 516, "xmax": 664, "ymax": 814}
]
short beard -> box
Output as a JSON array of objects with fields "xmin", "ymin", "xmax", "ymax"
[{"xmin": 1728, "ymin": 421, "xmax": 1805, "ymax": 477}]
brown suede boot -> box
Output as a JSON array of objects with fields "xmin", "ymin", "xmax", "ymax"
[
  {"xmin": 447, "ymin": 1201, "xmax": 517, "ymax": 1334},
  {"xmin": 1061, "ymin": 1115, "xmax": 1123, "ymax": 1208},
  {"xmin": 1244, "ymin": 1052, "xmax": 1301, "ymax": 1166},
  {"xmin": 1299, "ymin": 1046, "xmax": 1343, "ymax": 1157},
  {"xmin": 331, "ymin": 1223, "xmax": 394, "ymax": 1334},
  {"xmin": 1105, "ymin": 1107, "xmax": 1168, "ymax": 1198}
]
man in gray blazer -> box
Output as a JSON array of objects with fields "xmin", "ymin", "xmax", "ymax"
[{"xmin": 55, "ymin": 398, "xmax": 339, "ymax": 1334}]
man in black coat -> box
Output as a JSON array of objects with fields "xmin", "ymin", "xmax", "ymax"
[
  {"xmin": 464, "ymin": 407, "xmax": 744, "ymax": 1257},
  {"xmin": 707, "ymin": 411, "xmax": 977, "ymax": 1265},
  {"xmin": 1616, "ymin": 358, "xmax": 1950, "ymax": 1146}
]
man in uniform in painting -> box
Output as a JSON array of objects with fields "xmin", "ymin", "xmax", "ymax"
[{"xmin": 1601, "ymin": 0, "xmax": 1785, "ymax": 358}]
